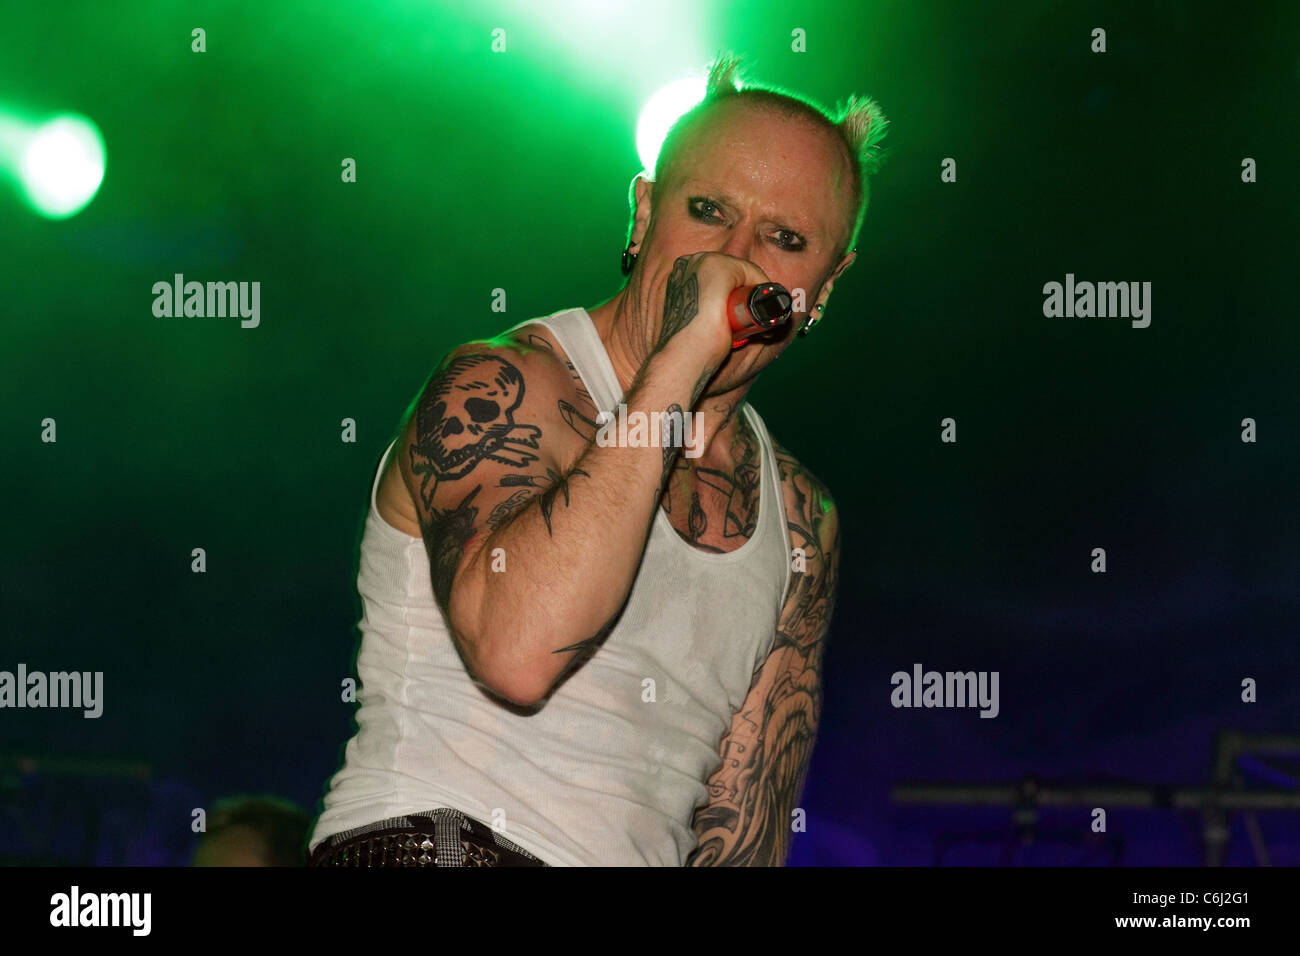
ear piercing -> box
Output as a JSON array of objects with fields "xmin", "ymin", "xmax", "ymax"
[{"xmin": 798, "ymin": 303, "xmax": 825, "ymax": 337}]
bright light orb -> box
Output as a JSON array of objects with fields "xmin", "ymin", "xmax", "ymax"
[
  {"xmin": 19, "ymin": 114, "xmax": 106, "ymax": 219},
  {"xmin": 635, "ymin": 77, "xmax": 706, "ymax": 178}
]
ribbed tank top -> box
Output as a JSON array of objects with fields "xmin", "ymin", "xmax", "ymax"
[{"xmin": 308, "ymin": 307, "xmax": 792, "ymax": 865}]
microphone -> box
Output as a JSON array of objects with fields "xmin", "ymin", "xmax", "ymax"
[{"xmin": 726, "ymin": 283, "xmax": 793, "ymax": 348}]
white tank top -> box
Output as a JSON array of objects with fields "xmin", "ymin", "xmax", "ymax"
[{"xmin": 308, "ymin": 307, "xmax": 792, "ymax": 865}]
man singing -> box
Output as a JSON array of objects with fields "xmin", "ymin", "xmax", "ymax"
[{"xmin": 308, "ymin": 53, "xmax": 888, "ymax": 866}]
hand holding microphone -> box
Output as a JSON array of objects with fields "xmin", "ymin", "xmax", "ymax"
[{"xmin": 653, "ymin": 253, "xmax": 792, "ymax": 368}]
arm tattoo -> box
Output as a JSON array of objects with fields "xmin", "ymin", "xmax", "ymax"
[
  {"xmin": 661, "ymin": 366, "xmax": 717, "ymax": 505},
  {"xmin": 417, "ymin": 484, "xmax": 483, "ymax": 612},
  {"xmin": 661, "ymin": 404, "xmax": 685, "ymax": 483},
  {"xmin": 558, "ymin": 399, "xmax": 603, "ymax": 442},
  {"xmin": 525, "ymin": 333, "xmax": 554, "ymax": 353},
  {"xmin": 498, "ymin": 467, "xmax": 589, "ymax": 536},
  {"xmin": 498, "ymin": 473, "xmax": 538, "ymax": 487},
  {"xmin": 536, "ymin": 467, "xmax": 589, "ymax": 535},
  {"xmin": 409, "ymin": 354, "xmax": 541, "ymax": 508},
  {"xmin": 655, "ymin": 258, "xmax": 699, "ymax": 351},
  {"xmin": 549, "ymin": 613, "xmax": 620, "ymax": 685},
  {"xmin": 690, "ymin": 363, "xmax": 717, "ymax": 407},
  {"xmin": 526, "ymin": 331, "xmax": 591, "ymax": 405},
  {"xmin": 486, "ymin": 489, "xmax": 534, "ymax": 531},
  {"xmin": 686, "ymin": 449, "xmax": 840, "ymax": 866}
]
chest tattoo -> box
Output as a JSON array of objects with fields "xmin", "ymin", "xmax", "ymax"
[{"xmin": 662, "ymin": 418, "xmax": 762, "ymax": 553}]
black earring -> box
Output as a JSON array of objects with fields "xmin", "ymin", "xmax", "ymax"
[
  {"xmin": 621, "ymin": 244, "xmax": 637, "ymax": 275},
  {"xmin": 797, "ymin": 304, "xmax": 825, "ymax": 337}
]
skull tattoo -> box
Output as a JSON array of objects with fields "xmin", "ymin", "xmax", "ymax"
[{"xmin": 410, "ymin": 354, "xmax": 542, "ymax": 509}]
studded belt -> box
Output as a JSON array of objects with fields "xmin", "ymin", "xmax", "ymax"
[{"xmin": 308, "ymin": 807, "xmax": 548, "ymax": 867}]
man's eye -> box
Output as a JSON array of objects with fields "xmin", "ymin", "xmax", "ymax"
[
  {"xmin": 690, "ymin": 199, "xmax": 723, "ymax": 221},
  {"xmin": 774, "ymin": 230, "xmax": 805, "ymax": 251}
]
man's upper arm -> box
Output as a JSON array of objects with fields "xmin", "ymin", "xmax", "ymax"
[
  {"xmin": 686, "ymin": 440, "xmax": 841, "ymax": 866},
  {"xmin": 393, "ymin": 336, "xmax": 575, "ymax": 653}
]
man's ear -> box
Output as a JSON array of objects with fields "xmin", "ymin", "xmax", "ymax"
[
  {"xmin": 626, "ymin": 174, "xmax": 655, "ymax": 250},
  {"xmin": 813, "ymin": 248, "xmax": 856, "ymax": 307}
]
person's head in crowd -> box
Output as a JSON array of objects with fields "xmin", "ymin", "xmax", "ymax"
[{"xmin": 191, "ymin": 795, "xmax": 312, "ymax": 866}]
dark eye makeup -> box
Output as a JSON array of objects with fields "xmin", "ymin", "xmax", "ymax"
[{"xmin": 687, "ymin": 197, "xmax": 806, "ymax": 251}]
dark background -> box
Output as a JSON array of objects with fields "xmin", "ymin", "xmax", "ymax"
[{"xmin": 2, "ymin": 0, "xmax": 1297, "ymax": 865}]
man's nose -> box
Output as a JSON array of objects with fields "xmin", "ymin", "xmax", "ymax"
[{"xmin": 716, "ymin": 223, "xmax": 755, "ymax": 261}]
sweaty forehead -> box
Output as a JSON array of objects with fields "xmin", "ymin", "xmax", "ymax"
[{"xmin": 666, "ymin": 101, "xmax": 851, "ymax": 240}]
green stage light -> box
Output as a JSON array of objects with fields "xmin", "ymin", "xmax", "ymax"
[
  {"xmin": 636, "ymin": 76, "xmax": 705, "ymax": 177},
  {"xmin": 18, "ymin": 114, "xmax": 105, "ymax": 219}
]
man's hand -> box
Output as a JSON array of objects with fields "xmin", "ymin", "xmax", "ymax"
[{"xmin": 650, "ymin": 252, "xmax": 773, "ymax": 379}]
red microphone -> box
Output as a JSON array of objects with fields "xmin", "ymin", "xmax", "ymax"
[{"xmin": 726, "ymin": 283, "xmax": 793, "ymax": 348}]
